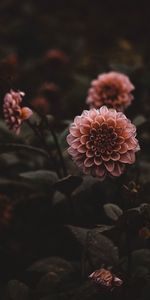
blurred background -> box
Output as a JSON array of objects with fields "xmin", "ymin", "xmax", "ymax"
[
  {"xmin": 0, "ymin": 0, "xmax": 150, "ymax": 119},
  {"xmin": 0, "ymin": 1, "xmax": 150, "ymax": 299}
]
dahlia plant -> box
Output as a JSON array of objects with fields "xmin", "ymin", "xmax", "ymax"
[
  {"xmin": 3, "ymin": 90, "xmax": 32, "ymax": 134},
  {"xmin": 86, "ymin": 71, "xmax": 134, "ymax": 111},
  {"xmin": 67, "ymin": 106, "xmax": 140, "ymax": 179}
]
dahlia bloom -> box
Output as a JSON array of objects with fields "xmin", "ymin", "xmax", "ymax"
[
  {"xmin": 67, "ymin": 106, "xmax": 140, "ymax": 179},
  {"xmin": 3, "ymin": 90, "xmax": 32, "ymax": 134},
  {"xmin": 45, "ymin": 49, "xmax": 69, "ymax": 64},
  {"xmin": 86, "ymin": 71, "xmax": 134, "ymax": 111},
  {"xmin": 89, "ymin": 268, "xmax": 123, "ymax": 289}
]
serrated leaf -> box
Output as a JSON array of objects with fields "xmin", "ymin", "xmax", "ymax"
[
  {"xmin": 67, "ymin": 226, "xmax": 119, "ymax": 267},
  {"xmin": 88, "ymin": 228, "xmax": 119, "ymax": 267}
]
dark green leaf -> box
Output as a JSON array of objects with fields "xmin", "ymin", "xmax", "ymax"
[
  {"xmin": 53, "ymin": 175, "xmax": 83, "ymax": 195},
  {"xmin": 5, "ymin": 280, "xmax": 29, "ymax": 300}
]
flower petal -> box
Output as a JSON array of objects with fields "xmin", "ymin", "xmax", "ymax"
[
  {"xmin": 111, "ymin": 152, "xmax": 120, "ymax": 161},
  {"xmin": 95, "ymin": 165, "xmax": 106, "ymax": 177},
  {"xmin": 94, "ymin": 156, "xmax": 102, "ymax": 165},
  {"xmin": 70, "ymin": 126, "xmax": 81, "ymax": 137},
  {"xmin": 104, "ymin": 161, "xmax": 115, "ymax": 173},
  {"xmin": 119, "ymin": 143, "xmax": 128, "ymax": 154},
  {"xmin": 21, "ymin": 107, "xmax": 33, "ymax": 120},
  {"xmin": 77, "ymin": 144, "xmax": 87, "ymax": 153},
  {"xmin": 84, "ymin": 157, "xmax": 94, "ymax": 167},
  {"xmin": 80, "ymin": 125, "xmax": 91, "ymax": 134}
]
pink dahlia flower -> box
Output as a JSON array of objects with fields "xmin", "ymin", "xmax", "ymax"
[
  {"xmin": 67, "ymin": 106, "xmax": 140, "ymax": 179},
  {"xmin": 3, "ymin": 90, "xmax": 32, "ymax": 134},
  {"xmin": 86, "ymin": 71, "xmax": 134, "ymax": 111},
  {"xmin": 89, "ymin": 268, "xmax": 123, "ymax": 289}
]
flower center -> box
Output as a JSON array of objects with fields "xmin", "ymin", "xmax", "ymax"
[
  {"xmin": 102, "ymin": 85, "xmax": 118, "ymax": 101},
  {"xmin": 89, "ymin": 123, "xmax": 118, "ymax": 155}
]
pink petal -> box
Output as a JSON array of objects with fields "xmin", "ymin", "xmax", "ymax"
[
  {"xmin": 117, "ymin": 136, "xmax": 125, "ymax": 144},
  {"xmin": 126, "ymin": 137, "xmax": 138, "ymax": 150},
  {"xmin": 80, "ymin": 125, "xmax": 91, "ymax": 134},
  {"xmin": 21, "ymin": 107, "xmax": 32, "ymax": 120},
  {"xmin": 119, "ymin": 151, "xmax": 135, "ymax": 164},
  {"xmin": 113, "ymin": 144, "xmax": 121, "ymax": 151},
  {"xmin": 106, "ymin": 118, "xmax": 116, "ymax": 127},
  {"xmin": 67, "ymin": 134, "xmax": 76, "ymax": 145},
  {"xmin": 83, "ymin": 166, "xmax": 91, "ymax": 175},
  {"xmin": 86, "ymin": 141, "xmax": 93, "ymax": 149},
  {"xmin": 74, "ymin": 116, "xmax": 82, "ymax": 126},
  {"xmin": 84, "ymin": 157, "xmax": 94, "ymax": 167},
  {"xmin": 94, "ymin": 156, "xmax": 102, "ymax": 165},
  {"xmin": 123, "ymin": 130, "xmax": 134, "ymax": 139},
  {"xmin": 95, "ymin": 115, "xmax": 105, "ymax": 124},
  {"xmin": 111, "ymin": 152, "xmax": 120, "ymax": 161},
  {"xmin": 100, "ymin": 106, "xmax": 108, "ymax": 115},
  {"xmin": 11, "ymin": 116, "xmax": 15, "ymax": 123},
  {"xmin": 81, "ymin": 118, "xmax": 91, "ymax": 126},
  {"xmin": 80, "ymin": 135, "xmax": 89, "ymax": 144},
  {"xmin": 70, "ymin": 126, "xmax": 81, "ymax": 137},
  {"xmin": 119, "ymin": 143, "xmax": 128, "ymax": 154},
  {"xmin": 101, "ymin": 154, "xmax": 110, "ymax": 161},
  {"xmin": 68, "ymin": 147, "xmax": 78, "ymax": 157},
  {"xmin": 89, "ymin": 109, "xmax": 98, "ymax": 119},
  {"xmin": 92, "ymin": 122, "xmax": 100, "ymax": 129},
  {"xmin": 116, "ymin": 118, "xmax": 127, "ymax": 128},
  {"xmin": 128, "ymin": 151, "xmax": 136, "ymax": 163},
  {"xmin": 95, "ymin": 165, "xmax": 106, "ymax": 177},
  {"xmin": 77, "ymin": 144, "xmax": 87, "ymax": 153},
  {"xmin": 86, "ymin": 150, "xmax": 94, "ymax": 157},
  {"xmin": 111, "ymin": 163, "xmax": 122, "ymax": 176},
  {"xmin": 71, "ymin": 139, "xmax": 81, "ymax": 149},
  {"xmin": 104, "ymin": 161, "xmax": 115, "ymax": 172}
]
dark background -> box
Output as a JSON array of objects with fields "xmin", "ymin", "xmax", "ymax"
[
  {"xmin": 0, "ymin": 1, "xmax": 150, "ymax": 300},
  {"xmin": 0, "ymin": 0, "xmax": 150, "ymax": 117}
]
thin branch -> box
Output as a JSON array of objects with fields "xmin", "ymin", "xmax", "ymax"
[
  {"xmin": 26, "ymin": 119, "xmax": 61, "ymax": 177},
  {"xmin": 50, "ymin": 128, "xmax": 68, "ymax": 177},
  {"xmin": 0, "ymin": 143, "xmax": 49, "ymax": 160}
]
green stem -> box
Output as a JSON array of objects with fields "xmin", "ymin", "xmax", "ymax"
[
  {"xmin": 0, "ymin": 143, "xmax": 49, "ymax": 160},
  {"xmin": 26, "ymin": 119, "xmax": 61, "ymax": 177},
  {"xmin": 39, "ymin": 114, "xmax": 68, "ymax": 178},
  {"xmin": 50, "ymin": 128, "xmax": 68, "ymax": 177},
  {"xmin": 126, "ymin": 231, "xmax": 132, "ymax": 278}
]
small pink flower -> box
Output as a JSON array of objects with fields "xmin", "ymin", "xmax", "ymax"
[
  {"xmin": 3, "ymin": 90, "xmax": 32, "ymax": 134},
  {"xmin": 44, "ymin": 49, "xmax": 69, "ymax": 64},
  {"xmin": 67, "ymin": 106, "xmax": 140, "ymax": 179},
  {"xmin": 89, "ymin": 268, "xmax": 123, "ymax": 289},
  {"xmin": 87, "ymin": 71, "xmax": 134, "ymax": 111}
]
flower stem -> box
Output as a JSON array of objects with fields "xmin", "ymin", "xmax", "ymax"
[
  {"xmin": 126, "ymin": 231, "xmax": 132, "ymax": 278},
  {"xmin": 26, "ymin": 119, "xmax": 61, "ymax": 177},
  {"xmin": 40, "ymin": 114, "xmax": 68, "ymax": 178},
  {"xmin": 50, "ymin": 128, "xmax": 68, "ymax": 177},
  {"xmin": 0, "ymin": 143, "xmax": 49, "ymax": 160}
]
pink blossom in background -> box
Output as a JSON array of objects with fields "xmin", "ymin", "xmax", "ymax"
[
  {"xmin": 67, "ymin": 106, "xmax": 140, "ymax": 180},
  {"xmin": 89, "ymin": 268, "xmax": 123, "ymax": 289},
  {"xmin": 3, "ymin": 90, "xmax": 32, "ymax": 134},
  {"xmin": 44, "ymin": 49, "xmax": 69, "ymax": 64},
  {"xmin": 86, "ymin": 71, "xmax": 134, "ymax": 111}
]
